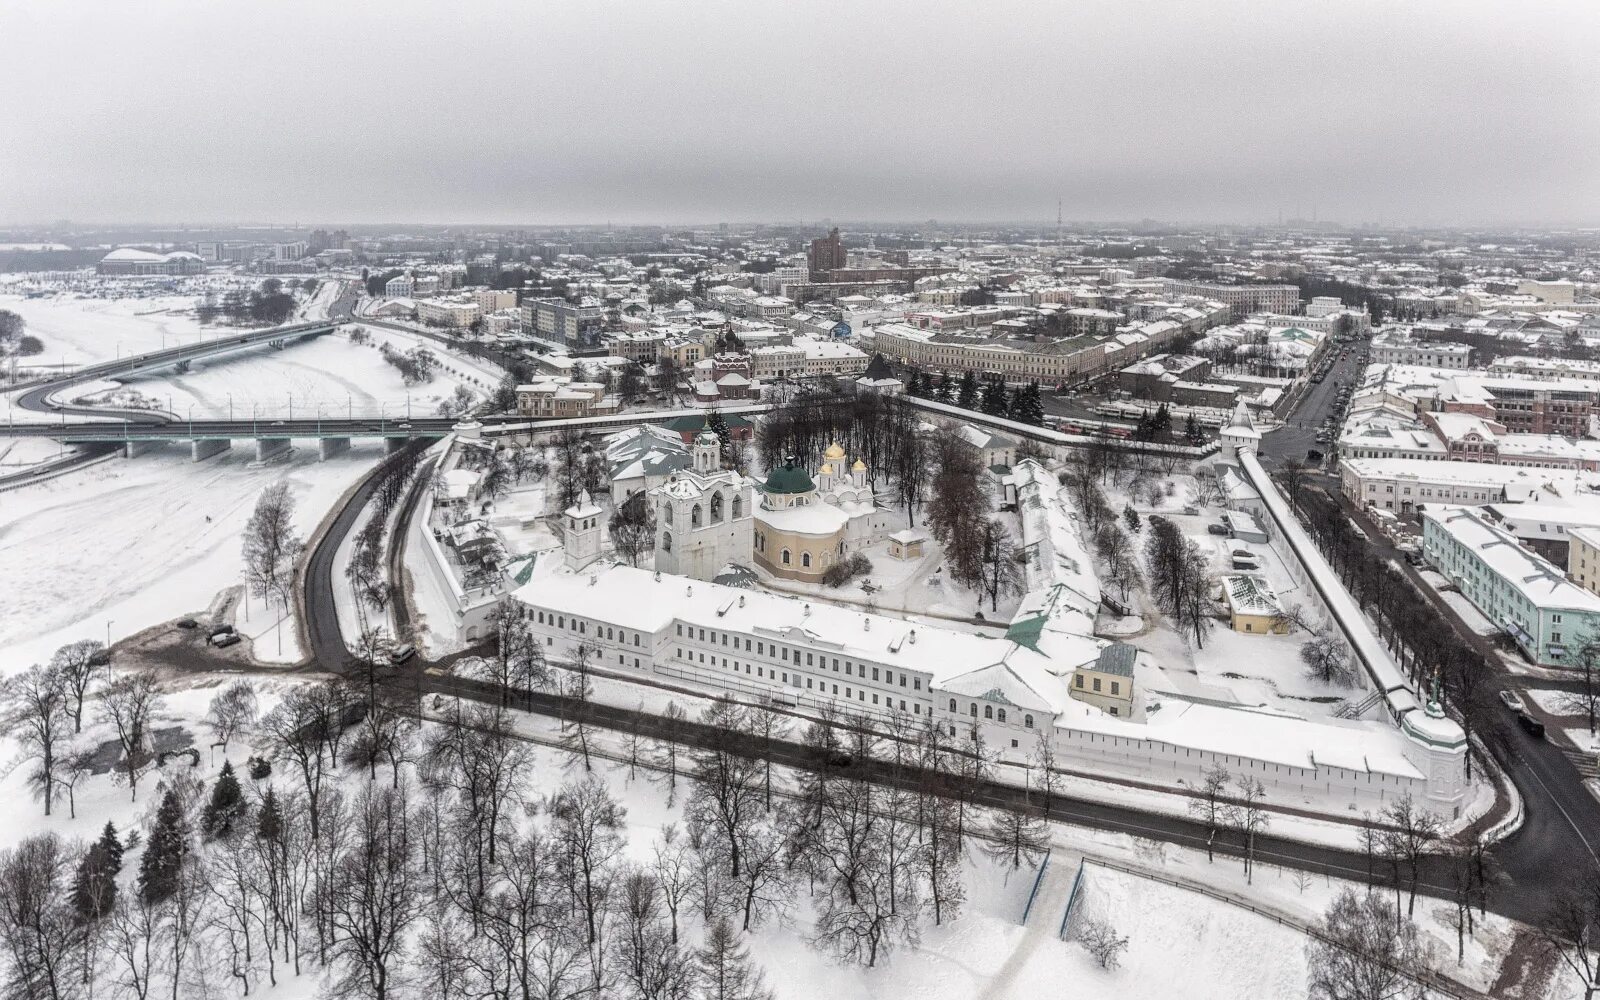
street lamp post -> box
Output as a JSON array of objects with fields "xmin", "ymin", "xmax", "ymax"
[{"xmin": 106, "ymin": 620, "xmax": 113, "ymax": 648}]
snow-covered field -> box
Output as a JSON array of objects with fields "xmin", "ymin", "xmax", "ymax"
[
  {"xmin": 0, "ymin": 292, "xmax": 210, "ymax": 367},
  {"xmin": 0, "ymin": 441, "xmax": 386, "ymax": 673},
  {"xmin": 74, "ymin": 328, "xmax": 480, "ymax": 421}
]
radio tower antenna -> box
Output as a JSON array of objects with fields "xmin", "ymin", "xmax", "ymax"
[{"xmin": 1056, "ymin": 197, "xmax": 1063, "ymax": 247}]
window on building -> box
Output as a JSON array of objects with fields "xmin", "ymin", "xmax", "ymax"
[
  {"xmin": 801, "ymin": 552, "xmax": 811, "ymax": 568},
  {"xmin": 998, "ymin": 709, "xmax": 1007, "ymax": 723},
  {"xmin": 948, "ymin": 698, "xmax": 957, "ymax": 712},
  {"xmin": 1092, "ymin": 678, "xmax": 1102, "ymax": 692},
  {"xmin": 1111, "ymin": 681, "xmax": 1120, "ymax": 695},
  {"xmin": 1074, "ymin": 674, "xmax": 1084, "ymax": 689},
  {"xmin": 691, "ymin": 504, "xmax": 703, "ymax": 528},
  {"xmin": 984, "ymin": 705, "xmax": 993, "ymax": 719},
  {"xmin": 781, "ymin": 549, "xmax": 791, "ymax": 565},
  {"xmin": 1024, "ymin": 714, "xmax": 1034, "ymax": 728},
  {"xmin": 969, "ymin": 704, "xmax": 977, "ymax": 717}
]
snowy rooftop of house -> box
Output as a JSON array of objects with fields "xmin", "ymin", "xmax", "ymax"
[
  {"xmin": 1341, "ymin": 457, "xmax": 1583, "ymax": 492},
  {"xmin": 888, "ymin": 528, "xmax": 927, "ymax": 544},
  {"xmin": 441, "ymin": 467, "xmax": 481, "ymax": 499},
  {"xmin": 957, "ymin": 424, "xmax": 1018, "ymax": 451},
  {"xmin": 1221, "ymin": 573, "xmax": 1283, "ymax": 616},
  {"xmin": 1425, "ymin": 506, "xmax": 1600, "ymax": 612},
  {"xmin": 512, "ymin": 564, "xmax": 1087, "ymax": 698}
]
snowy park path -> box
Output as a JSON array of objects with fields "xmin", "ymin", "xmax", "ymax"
[{"xmin": 979, "ymin": 850, "xmax": 1082, "ymax": 1000}]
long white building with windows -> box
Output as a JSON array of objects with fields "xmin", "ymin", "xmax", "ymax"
[{"xmin": 514, "ymin": 455, "xmax": 1470, "ymax": 816}]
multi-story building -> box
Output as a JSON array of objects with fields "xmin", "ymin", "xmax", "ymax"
[
  {"xmin": 875, "ymin": 320, "xmax": 1182, "ymax": 383},
  {"xmin": 603, "ymin": 329, "xmax": 669, "ymax": 362},
  {"xmin": 473, "ymin": 289, "xmax": 517, "ymax": 315},
  {"xmin": 1339, "ymin": 457, "xmax": 1579, "ymax": 512},
  {"xmin": 1566, "ymin": 526, "xmax": 1600, "ymax": 598},
  {"xmin": 1370, "ymin": 331, "xmax": 1472, "ymax": 369},
  {"xmin": 514, "ymin": 378, "xmax": 610, "ymax": 418},
  {"xmin": 416, "ymin": 298, "xmax": 482, "ymax": 328},
  {"xmin": 1422, "ymin": 505, "xmax": 1600, "ymax": 667},
  {"xmin": 384, "ymin": 275, "xmax": 414, "ymax": 298},
  {"xmin": 1068, "ymin": 643, "xmax": 1138, "ymax": 717},
  {"xmin": 525, "ymin": 297, "xmax": 604, "ymax": 347},
  {"xmin": 807, "ymin": 227, "xmax": 846, "ymax": 278},
  {"xmin": 749, "ymin": 336, "xmax": 868, "ymax": 379},
  {"xmin": 1162, "ymin": 279, "xmax": 1300, "ymax": 320}
]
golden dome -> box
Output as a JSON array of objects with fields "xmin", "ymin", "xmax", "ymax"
[
  {"xmin": 852, "ymin": 459, "xmax": 867, "ymax": 472},
  {"xmin": 823, "ymin": 441, "xmax": 847, "ymax": 461},
  {"xmin": 819, "ymin": 463, "xmax": 834, "ymax": 476}
]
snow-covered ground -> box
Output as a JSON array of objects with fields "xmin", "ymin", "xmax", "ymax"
[
  {"xmin": 1523, "ymin": 686, "xmax": 1584, "ymax": 716},
  {"xmin": 0, "ymin": 292, "xmax": 211, "ymax": 367},
  {"xmin": 0, "ymin": 435, "xmax": 69, "ymax": 470},
  {"xmin": 0, "ymin": 441, "xmax": 386, "ymax": 673},
  {"xmin": 1107, "ymin": 471, "xmax": 1367, "ymax": 720},
  {"xmin": 68, "ymin": 328, "xmax": 480, "ymax": 421}
]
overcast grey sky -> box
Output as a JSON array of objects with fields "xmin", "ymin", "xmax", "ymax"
[{"xmin": 2, "ymin": 1, "xmax": 1596, "ymax": 228}]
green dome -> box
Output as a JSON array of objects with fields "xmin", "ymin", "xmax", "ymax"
[{"xmin": 762, "ymin": 462, "xmax": 815, "ymax": 495}]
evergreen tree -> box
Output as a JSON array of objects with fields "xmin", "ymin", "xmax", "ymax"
[
  {"xmin": 980, "ymin": 378, "xmax": 1009, "ymax": 417},
  {"xmin": 492, "ymin": 372, "xmax": 518, "ymax": 412},
  {"xmin": 1154, "ymin": 402, "xmax": 1172, "ymax": 434},
  {"xmin": 1123, "ymin": 505, "xmax": 1142, "ymax": 533},
  {"xmin": 256, "ymin": 785, "xmax": 283, "ymax": 843},
  {"xmin": 1009, "ymin": 382, "xmax": 1044, "ymax": 426},
  {"xmin": 138, "ymin": 788, "xmax": 188, "ymax": 903},
  {"xmin": 98, "ymin": 821, "xmax": 125, "ymax": 874},
  {"xmin": 956, "ymin": 371, "xmax": 979, "ymax": 408},
  {"xmin": 1184, "ymin": 412, "xmax": 1204, "ymax": 444},
  {"xmin": 933, "ymin": 371, "xmax": 952, "ymax": 402},
  {"xmin": 202, "ymin": 760, "xmax": 247, "ymax": 839},
  {"xmin": 70, "ymin": 823, "xmax": 124, "ymax": 921}
]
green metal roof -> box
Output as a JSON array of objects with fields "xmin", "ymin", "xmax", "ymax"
[
  {"xmin": 762, "ymin": 462, "xmax": 815, "ymax": 495},
  {"xmin": 1003, "ymin": 614, "xmax": 1046, "ymax": 652}
]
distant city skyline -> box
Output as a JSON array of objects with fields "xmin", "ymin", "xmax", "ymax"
[{"xmin": 2, "ymin": 1, "xmax": 1597, "ymax": 228}]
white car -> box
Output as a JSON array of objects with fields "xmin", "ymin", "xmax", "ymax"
[{"xmin": 1497, "ymin": 690, "xmax": 1522, "ymax": 712}]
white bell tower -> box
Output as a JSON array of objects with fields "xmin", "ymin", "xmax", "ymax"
[
  {"xmin": 564, "ymin": 489, "xmax": 603, "ymax": 571},
  {"xmin": 693, "ymin": 429, "xmax": 721, "ymax": 473}
]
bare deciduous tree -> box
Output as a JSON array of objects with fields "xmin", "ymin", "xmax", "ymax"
[
  {"xmin": 204, "ymin": 679, "xmax": 258, "ymax": 760},
  {"xmin": 1, "ymin": 664, "xmax": 71, "ymax": 815},
  {"xmin": 1306, "ymin": 887, "xmax": 1429, "ymax": 1000},
  {"xmin": 98, "ymin": 670, "xmax": 163, "ymax": 801},
  {"xmin": 48, "ymin": 639, "xmax": 107, "ymax": 734},
  {"xmin": 241, "ymin": 480, "xmax": 304, "ymax": 613},
  {"xmin": 1076, "ymin": 917, "xmax": 1130, "ymax": 970}
]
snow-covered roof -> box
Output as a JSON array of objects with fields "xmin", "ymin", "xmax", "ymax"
[{"xmin": 101, "ymin": 247, "xmax": 166, "ymax": 262}]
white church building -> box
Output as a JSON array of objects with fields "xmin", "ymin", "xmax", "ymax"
[{"xmin": 649, "ymin": 429, "xmax": 755, "ymax": 581}]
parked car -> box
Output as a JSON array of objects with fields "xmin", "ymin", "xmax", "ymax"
[
  {"xmin": 208, "ymin": 623, "xmax": 235, "ymax": 640},
  {"xmin": 211, "ymin": 632, "xmax": 242, "ymax": 649},
  {"xmin": 176, "ymin": 617, "xmax": 198, "ymax": 629},
  {"xmin": 1207, "ymin": 524, "xmax": 1230, "ymax": 536},
  {"xmin": 1498, "ymin": 689, "xmax": 1522, "ymax": 712},
  {"xmin": 389, "ymin": 644, "xmax": 418, "ymax": 665},
  {"xmin": 1516, "ymin": 712, "xmax": 1546, "ymax": 739}
]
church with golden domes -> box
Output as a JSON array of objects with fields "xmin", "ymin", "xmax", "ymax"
[{"xmin": 752, "ymin": 441, "xmax": 892, "ymax": 582}]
